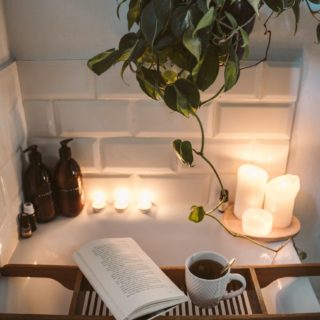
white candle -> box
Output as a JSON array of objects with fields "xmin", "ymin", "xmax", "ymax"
[
  {"xmin": 242, "ymin": 208, "xmax": 273, "ymax": 237},
  {"xmin": 138, "ymin": 190, "xmax": 152, "ymax": 212},
  {"xmin": 234, "ymin": 164, "xmax": 269, "ymax": 220},
  {"xmin": 114, "ymin": 188, "xmax": 130, "ymax": 211},
  {"xmin": 264, "ymin": 175, "xmax": 300, "ymax": 228},
  {"xmin": 91, "ymin": 191, "xmax": 106, "ymax": 213}
]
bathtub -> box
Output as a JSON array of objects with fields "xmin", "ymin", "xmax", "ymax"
[{"xmin": 1, "ymin": 203, "xmax": 319, "ymax": 315}]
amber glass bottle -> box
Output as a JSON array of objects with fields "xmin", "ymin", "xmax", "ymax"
[
  {"xmin": 23, "ymin": 145, "xmax": 56, "ymax": 222},
  {"xmin": 54, "ymin": 139, "xmax": 84, "ymax": 217}
]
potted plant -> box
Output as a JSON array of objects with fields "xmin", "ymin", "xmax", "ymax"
[{"xmin": 87, "ymin": 0, "xmax": 319, "ymax": 253}]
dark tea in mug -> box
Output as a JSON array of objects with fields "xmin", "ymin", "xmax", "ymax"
[{"xmin": 189, "ymin": 259, "xmax": 224, "ymax": 280}]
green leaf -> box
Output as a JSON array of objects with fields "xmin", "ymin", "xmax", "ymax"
[
  {"xmin": 224, "ymin": 49, "xmax": 239, "ymax": 91},
  {"xmin": 168, "ymin": 46, "xmax": 197, "ymax": 71},
  {"xmin": 263, "ymin": 0, "xmax": 284, "ymax": 12},
  {"xmin": 163, "ymin": 79, "xmax": 200, "ymax": 116},
  {"xmin": 246, "ymin": 0, "xmax": 260, "ymax": 15},
  {"xmin": 317, "ymin": 23, "xmax": 320, "ymax": 44},
  {"xmin": 175, "ymin": 79, "xmax": 200, "ymax": 114},
  {"xmin": 171, "ymin": 6, "xmax": 192, "ymax": 38},
  {"xmin": 239, "ymin": 27, "xmax": 249, "ymax": 48},
  {"xmin": 162, "ymin": 70, "xmax": 177, "ymax": 84},
  {"xmin": 117, "ymin": 0, "xmax": 128, "ymax": 19},
  {"xmin": 140, "ymin": 0, "xmax": 163, "ymax": 47},
  {"xmin": 87, "ymin": 49, "xmax": 118, "ymax": 75},
  {"xmin": 153, "ymin": 0, "xmax": 173, "ymax": 29},
  {"xmin": 163, "ymin": 85, "xmax": 178, "ymax": 112},
  {"xmin": 127, "ymin": 0, "xmax": 140, "ymax": 30},
  {"xmin": 193, "ymin": 44, "xmax": 219, "ymax": 91},
  {"xmin": 119, "ymin": 33, "xmax": 138, "ymax": 51},
  {"xmin": 224, "ymin": 11, "xmax": 238, "ymax": 29},
  {"xmin": 309, "ymin": 0, "xmax": 320, "ymax": 3},
  {"xmin": 197, "ymin": 0, "xmax": 209, "ymax": 13},
  {"xmin": 292, "ymin": 0, "xmax": 300, "ymax": 35},
  {"xmin": 193, "ymin": 7, "xmax": 215, "ymax": 35},
  {"xmin": 189, "ymin": 205, "xmax": 205, "ymax": 223},
  {"xmin": 136, "ymin": 67, "xmax": 165, "ymax": 100},
  {"xmin": 172, "ymin": 139, "xmax": 194, "ymax": 166},
  {"xmin": 183, "ymin": 27, "xmax": 202, "ymax": 61}
]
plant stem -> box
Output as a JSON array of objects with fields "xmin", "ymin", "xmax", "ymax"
[
  {"xmin": 200, "ymin": 84, "xmax": 225, "ymax": 106},
  {"xmin": 191, "ymin": 109, "xmax": 227, "ymax": 205},
  {"xmin": 205, "ymin": 213, "xmax": 291, "ymax": 253}
]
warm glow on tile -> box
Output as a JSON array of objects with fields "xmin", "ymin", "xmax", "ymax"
[
  {"xmin": 91, "ymin": 190, "xmax": 107, "ymax": 212},
  {"xmin": 114, "ymin": 187, "xmax": 130, "ymax": 211},
  {"xmin": 137, "ymin": 190, "xmax": 153, "ymax": 212}
]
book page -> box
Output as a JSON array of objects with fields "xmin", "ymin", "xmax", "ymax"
[{"xmin": 73, "ymin": 238, "xmax": 187, "ymax": 320}]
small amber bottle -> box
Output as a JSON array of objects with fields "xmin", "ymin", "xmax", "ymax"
[
  {"xmin": 23, "ymin": 145, "xmax": 56, "ymax": 223},
  {"xmin": 54, "ymin": 139, "xmax": 84, "ymax": 217}
]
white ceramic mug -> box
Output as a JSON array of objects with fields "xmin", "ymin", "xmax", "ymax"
[{"xmin": 185, "ymin": 251, "xmax": 246, "ymax": 306}]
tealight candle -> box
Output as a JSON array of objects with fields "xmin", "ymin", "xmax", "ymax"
[
  {"xmin": 137, "ymin": 190, "xmax": 152, "ymax": 212},
  {"xmin": 92, "ymin": 191, "xmax": 107, "ymax": 213},
  {"xmin": 242, "ymin": 208, "xmax": 273, "ymax": 237},
  {"xmin": 234, "ymin": 164, "xmax": 269, "ymax": 220},
  {"xmin": 114, "ymin": 188, "xmax": 130, "ymax": 211},
  {"xmin": 264, "ymin": 175, "xmax": 300, "ymax": 228}
]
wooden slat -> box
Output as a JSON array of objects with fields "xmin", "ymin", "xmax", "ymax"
[
  {"xmin": 1, "ymin": 263, "xmax": 320, "ymax": 320},
  {"xmin": 1, "ymin": 314, "xmax": 320, "ymax": 320},
  {"xmin": 68, "ymin": 270, "xmax": 84, "ymax": 315},
  {"xmin": 253, "ymin": 263, "xmax": 320, "ymax": 288}
]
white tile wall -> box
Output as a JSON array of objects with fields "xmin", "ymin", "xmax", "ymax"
[
  {"xmin": 17, "ymin": 60, "xmax": 95, "ymax": 100},
  {"xmin": 131, "ymin": 100, "xmax": 211, "ymax": 138},
  {"xmin": 101, "ymin": 137, "xmax": 176, "ymax": 174},
  {"xmin": 213, "ymin": 101, "xmax": 295, "ymax": 140},
  {"xmin": 0, "ymin": 61, "xmax": 27, "ymax": 265},
  {"xmin": 17, "ymin": 59, "xmax": 302, "ymax": 206},
  {"xmin": 24, "ymin": 100, "xmax": 56, "ymax": 137},
  {"xmin": 54, "ymin": 100, "xmax": 130, "ymax": 137},
  {"xmin": 261, "ymin": 61, "xmax": 301, "ymax": 100}
]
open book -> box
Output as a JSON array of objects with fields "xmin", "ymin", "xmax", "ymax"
[{"xmin": 73, "ymin": 238, "xmax": 188, "ymax": 320}]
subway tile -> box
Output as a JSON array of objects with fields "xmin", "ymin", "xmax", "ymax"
[
  {"xmin": 0, "ymin": 155, "xmax": 22, "ymax": 205},
  {"xmin": 27, "ymin": 137, "xmax": 98, "ymax": 173},
  {"xmin": 0, "ymin": 195, "xmax": 20, "ymax": 265},
  {"xmin": 204, "ymin": 61, "xmax": 260, "ymax": 100},
  {"xmin": 17, "ymin": 60, "xmax": 95, "ymax": 99},
  {"xmin": 96, "ymin": 64, "xmax": 142, "ymax": 99},
  {"xmin": 0, "ymin": 63, "xmax": 20, "ymax": 116},
  {"xmin": 137, "ymin": 174, "xmax": 211, "ymax": 205},
  {"xmin": 176, "ymin": 139, "xmax": 289, "ymax": 175},
  {"xmin": 251, "ymin": 140, "xmax": 289, "ymax": 174},
  {"xmin": 131, "ymin": 100, "xmax": 211, "ymax": 138},
  {"xmin": 101, "ymin": 137, "xmax": 176, "ymax": 174},
  {"xmin": 54, "ymin": 100, "xmax": 130, "ymax": 137},
  {"xmin": 0, "ymin": 119, "xmax": 11, "ymax": 168},
  {"xmin": 213, "ymin": 101, "xmax": 295, "ymax": 139},
  {"xmin": 8, "ymin": 99, "xmax": 28, "ymax": 153},
  {"xmin": 261, "ymin": 61, "xmax": 301, "ymax": 100},
  {"xmin": 24, "ymin": 100, "xmax": 56, "ymax": 137},
  {"xmin": 177, "ymin": 139, "xmax": 255, "ymax": 175}
]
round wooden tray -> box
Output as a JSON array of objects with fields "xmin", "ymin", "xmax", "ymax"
[{"xmin": 222, "ymin": 205, "xmax": 301, "ymax": 242}]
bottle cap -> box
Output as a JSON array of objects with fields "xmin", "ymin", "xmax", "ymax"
[
  {"xmin": 59, "ymin": 138, "xmax": 73, "ymax": 159},
  {"xmin": 23, "ymin": 202, "xmax": 35, "ymax": 215},
  {"xmin": 23, "ymin": 145, "xmax": 42, "ymax": 163}
]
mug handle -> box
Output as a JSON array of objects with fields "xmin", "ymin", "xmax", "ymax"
[{"xmin": 222, "ymin": 273, "xmax": 246, "ymax": 300}]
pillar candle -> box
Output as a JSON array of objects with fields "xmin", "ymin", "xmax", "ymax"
[
  {"xmin": 242, "ymin": 208, "xmax": 273, "ymax": 237},
  {"xmin": 234, "ymin": 164, "xmax": 269, "ymax": 220},
  {"xmin": 264, "ymin": 175, "xmax": 300, "ymax": 228}
]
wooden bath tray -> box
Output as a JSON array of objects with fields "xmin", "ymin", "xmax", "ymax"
[{"xmin": 0, "ymin": 263, "xmax": 320, "ymax": 319}]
